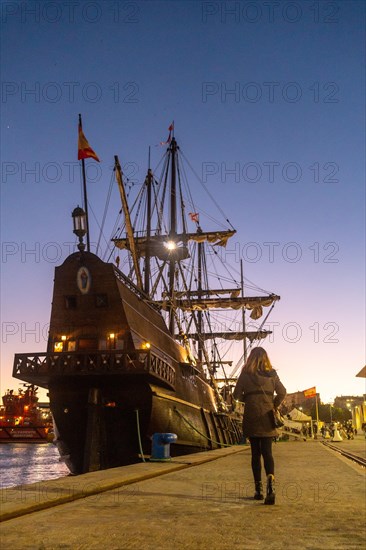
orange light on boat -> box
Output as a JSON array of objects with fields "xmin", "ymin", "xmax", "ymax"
[{"xmin": 61, "ymin": 335, "xmax": 67, "ymax": 341}]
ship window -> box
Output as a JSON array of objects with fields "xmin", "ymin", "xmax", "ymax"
[
  {"xmin": 54, "ymin": 341, "xmax": 64, "ymax": 352},
  {"xmin": 67, "ymin": 340, "xmax": 76, "ymax": 352},
  {"xmin": 107, "ymin": 334, "xmax": 116, "ymax": 350},
  {"xmin": 65, "ymin": 295, "xmax": 77, "ymax": 309},
  {"xmin": 96, "ymin": 294, "xmax": 108, "ymax": 308}
]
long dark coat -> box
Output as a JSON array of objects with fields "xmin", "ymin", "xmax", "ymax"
[{"xmin": 233, "ymin": 370, "xmax": 286, "ymax": 438}]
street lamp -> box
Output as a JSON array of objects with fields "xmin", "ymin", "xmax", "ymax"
[
  {"xmin": 327, "ymin": 398, "xmax": 334, "ymax": 423},
  {"xmin": 72, "ymin": 206, "xmax": 87, "ymax": 251}
]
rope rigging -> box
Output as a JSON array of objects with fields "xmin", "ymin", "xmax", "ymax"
[{"xmin": 87, "ymin": 134, "xmax": 278, "ymax": 393}]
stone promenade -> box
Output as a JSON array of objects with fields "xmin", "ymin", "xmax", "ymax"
[{"xmin": 1, "ymin": 437, "xmax": 365, "ymax": 549}]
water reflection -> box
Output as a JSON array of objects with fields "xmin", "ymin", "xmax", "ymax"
[{"xmin": 0, "ymin": 443, "xmax": 69, "ymax": 488}]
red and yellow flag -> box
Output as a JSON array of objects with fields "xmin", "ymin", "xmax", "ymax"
[
  {"xmin": 303, "ymin": 386, "xmax": 316, "ymax": 399},
  {"xmin": 159, "ymin": 122, "xmax": 174, "ymax": 145},
  {"xmin": 189, "ymin": 212, "xmax": 199, "ymax": 223},
  {"xmin": 78, "ymin": 123, "xmax": 100, "ymax": 162}
]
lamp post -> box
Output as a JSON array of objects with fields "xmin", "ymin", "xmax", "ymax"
[
  {"xmin": 346, "ymin": 402, "xmax": 352, "ymax": 423},
  {"xmin": 72, "ymin": 206, "xmax": 87, "ymax": 252}
]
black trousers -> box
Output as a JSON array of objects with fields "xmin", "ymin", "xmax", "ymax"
[{"xmin": 249, "ymin": 437, "xmax": 274, "ymax": 482}]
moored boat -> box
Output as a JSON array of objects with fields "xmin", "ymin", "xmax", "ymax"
[
  {"xmin": 13, "ymin": 122, "xmax": 280, "ymax": 473},
  {"xmin": 0, "ymin": 385, "xmax": 52, "ymax": 443}
]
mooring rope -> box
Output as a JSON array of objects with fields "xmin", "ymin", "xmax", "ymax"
[
  {"xmin": 174, "ymin": 407, "xmax": 234, "ymax": 448},
  {"xmin": 134, "ymin": 409, "xmax": 146, "ymax": 462}
]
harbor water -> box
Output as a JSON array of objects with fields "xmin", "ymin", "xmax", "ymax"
[{"xmin": 0, "ymin": 443, "xmax": 69, "ymax": 489}]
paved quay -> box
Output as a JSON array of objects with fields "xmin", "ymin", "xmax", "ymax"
[
  {"xmin": 1, "ymin": 439, "xmax": 365, "ymax": 550},
  {"xmin": 324, "ymin": 433, "xmax": 366, "ymax": 460}
]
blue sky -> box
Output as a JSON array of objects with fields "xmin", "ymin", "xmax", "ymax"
[{"xmin": 1, "ymin": 0, "xmax": 365, "ymax": 403}]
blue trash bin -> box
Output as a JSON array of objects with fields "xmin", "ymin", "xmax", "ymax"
[{"xmin": 150, "ymin": 433, "xmax": 177, "ymax": 461}]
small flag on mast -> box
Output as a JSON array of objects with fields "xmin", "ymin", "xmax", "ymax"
[
  {"xmin": 189, "ymin": 212, "xmax": 199, "ymax": 223},
  {"xmin": 78, "ymin": 117, "xmax": 100, "ymax": 162},
  {"xmin": 159, "ymin": 122, "xmax": 174, "ymax": 145},
  {"xmin": 303, "ymin": 387, "xmax": 316, "ymax": 399}
]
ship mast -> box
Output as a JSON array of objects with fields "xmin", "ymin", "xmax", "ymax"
[
  {"xmin": 197, "ymin": 237, "xmax": 203, "ymax": 364},
  {"xmin": 144, "ymin": 149, "xmax": 153, "ymax": 295},
  {"xmin": 114, "ymin": 155, "xmax": 143, "ymax": 290},
  {"xmin": 112, "ymin": 135, "xmax": 280, "ymax": 356},
  {"xmin": 168, "ymin": 137, "xmax": 178, "ymax": 333},
  {"xmin": 241, "ymin": 260, "xmax": 248, "ymax": 363}
]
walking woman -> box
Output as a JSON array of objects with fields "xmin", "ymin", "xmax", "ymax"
[{"xmin": 233, "ymin": 347, "xmax": 286, "ymax": 505}]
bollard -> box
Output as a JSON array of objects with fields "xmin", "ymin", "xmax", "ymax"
[{"xmin": 150, "ymin": 433, "xmax": 177, "ymax": 461}]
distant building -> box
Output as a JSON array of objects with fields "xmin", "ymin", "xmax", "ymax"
[
  {"xmin": 282, "ymin": 391, "xmax": 303, "ymax": 410},
  {"xmin": 282, "ymin": 391, "xmax": 319, "ymax": 412},
  {"xmin": 334, "ymin": 395, "xmax": 364, "ymax": 409}
]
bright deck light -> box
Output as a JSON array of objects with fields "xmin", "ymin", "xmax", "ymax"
[{"xmin": 165, "ymin": 240, "xmax": 177, "ymax": 250}]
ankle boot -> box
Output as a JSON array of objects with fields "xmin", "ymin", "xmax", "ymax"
[
  {"xmin": 254, "ymin": 481, "xmax": 264, "ymax": 500},
  {"xmin": 264, "ymin": 474, "xmax": 275, "ymax": 505}
]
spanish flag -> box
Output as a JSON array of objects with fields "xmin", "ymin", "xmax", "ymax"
[
  {"xmin": 303, "ymin": 386, "xmax": 316, "ymax": 399},
  {"xmin": 78, "ymin": 118, "xmax": 100, "ymax": 162},
  {"xmin": 189, "ymin": 212, "xmax": 199, "ymax": 223},
  {"xmin": 159, "ymin": 122, "xmax": 174, "ymax": 145}
]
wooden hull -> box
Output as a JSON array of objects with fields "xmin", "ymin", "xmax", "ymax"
[
  {"xmin": 12, "ymin": 252, "xmax": 242, "ymax": 474},
  {"xmin": 49, "ymin": 376, "xmax": 241, "ymax": 474}
]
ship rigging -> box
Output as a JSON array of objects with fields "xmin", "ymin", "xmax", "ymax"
[
  {"xmin": 13, "ymin": 123, "xmax": 280, "ymax": 474},
  {"xmin": 111, "ymin": 135, "xmax": 279, "ymax": 383}
]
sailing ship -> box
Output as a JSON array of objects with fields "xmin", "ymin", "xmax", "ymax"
[
  {"xmin": 12, "ymin": 124, "xmax": 279, "ymax": 474},
  {"xmin": 0, "ymin": 384, "xmax": 52, "ymax": 443}
]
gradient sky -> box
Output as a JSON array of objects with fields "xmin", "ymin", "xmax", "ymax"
[{"xmin": 1, "ymin": 0, "xmax": 365, "ymax": 404}]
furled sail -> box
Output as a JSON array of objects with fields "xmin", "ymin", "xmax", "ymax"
[
  {"xmin": 171, "ymin": 289, "xmax": 242, "ymax": 299},
  {"xmin": 176, "ymin": 330, "xmax": 272, "ymax": 343},
  {"xmin": 157, "ymin": 294, "xmax": 280, "ymax": 317},
  {"xmin": 113, "ymin": 229, "xmax": 236, "ymax": 261}
]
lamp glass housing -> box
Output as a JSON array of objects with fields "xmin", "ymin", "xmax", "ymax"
[{"xmin": 72, "ymin": 206, "xmax": 86, "ymax": 237}]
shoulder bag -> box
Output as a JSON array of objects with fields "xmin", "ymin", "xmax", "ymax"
[{"xmin": 260, "ymin": 384, "xmax": 285, "ymax": 429}]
